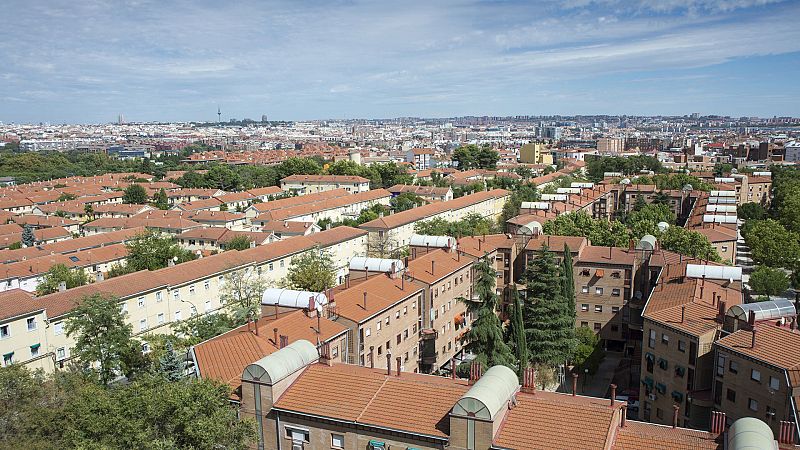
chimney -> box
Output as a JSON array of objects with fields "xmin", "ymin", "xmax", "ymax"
[
  {"xmin": 779, "ymin": 421, "xmax": 796, "ymax": 445},
  {"xmin": 620, "ymin": 404, "xmax": 627, "ymax": 428},
  {"xmin": 430, "ymin": 260, "xmax": 435, "ymax": 276},
  {"xmin": 95, "ymin": 271, "xmax": 104, "ymax": 282},
  {"xmin": 369, "ymin": 346, "xmax": 375, "ymax": 368},
  {"xmin": 672, "ymin": 405, "xmax": 680, "ymax": 428},
  {"xmin": 386, "ymin": 354, "xmax": 392, "ymax": 376},
  {"xmin": 468, "ymin": 361, "xmax": 482, "ymax": 385},
  {"xmin": 751, "ymin": 328, "xmax": 757, "ymax": 348},
  {"xmin": 279, "ymin": 335, "xmax": 288, "ymax": 348},
  {"xmin": 711, "ymin": 411, "xmax": 726, "ymax": 434},
  {"xmin": 273, "ymin": 327, "xmax": 278, "ymax": 345},
  {"xmin": 363, "ymin": 291, "xmax": 367, "ymax": 310},
  {"xmin": 610, "ymin": 384, "xmax": 617, "ymax": 407},
  {"xmin": 58, "ymin": 281, "xmax": 67, "ymax": 292},
  {"xmin": 681, "ymin": 306, "xmax": 685, "ymax": 323},
  {"xmin": 307, "ymin": 296, "xmax": 317, "ymax": 318},
  {"xmin": 395, "ymin": 356, "xmax": 401, "ymax": 376},
  {"xmin": 249, "ymin": 240, "xmax": 256, "ymax": 248},
  {"xmin": 522, "ymin": 367, "xmax": 536, "ymax": 394},
  {"xmin": 365, "ymin": 266, "xmax": 369, "ymax": 280},
  {"xmin": 748, "ymin": 310, "xmax": 756, "ymax": 328},
  {"xmin": 345, "ymin": 274, "xmax": 350, "ymax": 288},
  {"xmin": 717, "ymin": 300, "xmax": 727, "ymax": 322},
  {"xmin": 628, "ymin": 239, "xmax": 635, "ymax": 250},
  {"xmin": 390, "ymin": 262, "xmax": 396, "ymax": 278},
  {"xmin": 571, "ymin": 373, "xmax": 578, "ymax": 396}
]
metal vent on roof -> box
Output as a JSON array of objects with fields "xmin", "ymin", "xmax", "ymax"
[{"xmin": 685, "ymin": 264, "xmax": 742, "ymax": 281}]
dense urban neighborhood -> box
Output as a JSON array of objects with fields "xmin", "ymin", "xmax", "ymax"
[{"xmin": 0, "ymin": 115, "xmax": 798, "ymax": 449}]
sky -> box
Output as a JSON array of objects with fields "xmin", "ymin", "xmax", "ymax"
[{"xmin": 1, "ymin": 0, "xmax": 799, "ymax": 123}]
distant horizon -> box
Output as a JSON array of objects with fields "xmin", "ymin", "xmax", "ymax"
[{"xmin": 2, "ymin": 1, "xmax": 800, "ymax": 123}]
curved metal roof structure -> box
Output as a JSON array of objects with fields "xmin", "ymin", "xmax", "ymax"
[
  {"xmin": 518, "ymin": 220, "xmax": 542, "ymax": 235},
  {"xmin": 708, "ymin": 196, "xmax": 737, "ymax": 204},
  {"xmin": 637, "ymin": 235, "xmax": 658, "ymax": 251},
  {"xmin": 570, "ymin": 182, "xmax": 594, "ymax": 189},
  {"xmin": 520, "ymin": 201, "xmax": 550, "ymax": 210},
  {"xmin": 540, "ymin": 194, "xmax": 568, "ymax": 201},
  {"xmin": 349, "ymin": 256, "xmax": 404, "ymax": 273},
  {"xmin": 727, "ymin": 417, "xmax": 775, "ymax": 450},
  {"xmin": 727, "ymin": 299, "xmax": 795, "ymax": 322},
  {"xmin": 710, "ymin": 190, "xmax": 736, "ymax": 197},
  {"xmin": 242, "ymin": 339, "xmax": 318, "ymax": 385},
  {"xmin": 686, "ymin": 264, "xmax": 742, "ymax": 281},
  {"xmin": 452, "ymin": 365, "xmax": 518, "ymax": 420},
  {"xmin": 409, "ymin": 234, "xmax": 456, "ymax": 249},
  {"xmin": 261, "ymin": 288, "xmax": 328, "ymax": 311},
  {"xmin": 556, "ymin": 187, "xmax": 581, "ymax": 194}
]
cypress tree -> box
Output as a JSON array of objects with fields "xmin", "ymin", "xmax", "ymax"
[
  {"xmin": 158, "ymin": 341, "xmax": 184, "ymax": 382},
  {"xmin": 21, "ymin": 225, "xmax": 35, "ymax": 248},
  {"xmin": 562, "ymin": 243, "xmax": 576, "ymax": 318},
  {"xmin": 523, "ymin": 246, "xmax": 577, "ymax": 366},
  {"xmin": 508, "ymin": 287, "xmax": 528, "ymax": 377},
  {"xmin": 459, "ymin": 256, "xmax": 515, "ymax": 371}
]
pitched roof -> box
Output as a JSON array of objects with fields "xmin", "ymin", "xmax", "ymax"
[
  {"xmin": 0, "ymin": 289, "xmax": 41, "ymax": 321},
  {"xmin": 281, "ymin": 174, "xmax": 370, "ymax": 183},
  {"xmin": 333, "ymin": 274, "xmax": 422, "ymax": 323},
  {"xmin": 613, "ymin": 420, "xmax": 721, "ymax": 449}
]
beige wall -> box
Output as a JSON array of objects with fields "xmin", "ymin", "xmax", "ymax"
[
  {"xmin": 357, "ymin": 292, "xmax": 423, "ymax": 373},
  {"xmin": 575, "ymin": 262, "xmax": 633, "ymax": 343}
]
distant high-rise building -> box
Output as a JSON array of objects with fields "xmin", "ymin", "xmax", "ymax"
[{"xmin": 261, "ymin": 115, "xmax": 268, "ymax": 122}]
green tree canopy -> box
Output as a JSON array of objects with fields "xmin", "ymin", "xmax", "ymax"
[
  {"xmin": 36, "ymin": 263, "xmax": 90, "ymax": 296},
  {"xmin": 125, "ymin": 231, "xmax": 197, "ymax": 272},
  {"xmin": 659, "ymin": 226, "xmax": 721, "ymax": 262},
  {"xmin": 738, "ymin": 202, "xmax": 767, "ymax": 220},
  {"xmin": 390, "ymin": 192, "xmax": 425, "ymax": 212},
  {"xmin": 224, "ymin": 234, "xmax": 253, "ymax": 251},
  {"xmin": 415, "ymin": 213, "xmax": 497, "ymax": 238},
  {"xmin": 522, "ymin": 247, "xmax": 577, "ymax": 366},
  {"xmin": 743, "ymin": 219, "xmax": 800, "ymax": 268},
  {"xmin": 153, "ymin": 188, "xmax": 169, "ymax": 210},
  {"xmin": 65, "ymin": 294, "xmax": 134, "ymax": 384},
  {"xmin": 500, "ymin": 184, "xmax": 540, "ymax": 225},
  {"xmin": 21, "ymin": 224, "xmax": 35, "ymax": 247},
  {"xmin": 122, "ymin": 183, "xmax": 149, "ymax": 204},
  {"xmin": 282, "ymin": 248, "xmax": 336, "ymax": 293},
  {"xmin": 452, "ymin": 144, "xmax": 499, "ymax": 170},
  {"xmin": 749, "ymin": 266, "xmax": 790, "ymax": 297},
  {"xmin": 542, "ymin": 211, "xmax": 631, "ymax": 247}
]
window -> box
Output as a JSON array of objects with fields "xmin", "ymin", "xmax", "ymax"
[
  {"xmin": 30, "ymin": 344, "xmax": 40, "ymax": 357},
  {"xmin": 138, "ymin": 297, "xmax": 145, "ymax": 308},
  {"xmin": 56, "ymin": 347, "xmax": 66, "ymax": 360},
  {"xmin": 365, "ymin": 327, "xmax": 371, "ymax": 337},
  {"xmin": 377, "ymin": 345, "xmax": 382, "ymax": 355},
  {"xmin": 648, "ymin": 329, "xmax": 656, "ymax": 348},
  {"xmin": 751, "ymin": 369, "xmax": 761, "ymax": 382},
  {"xmin": 285, "ymin": 427, "xmax": 309, "ymax": 443},
  {"xmin": 582, "ymin": 286, "xmax": 589, "ymax": 294},
  {"xmin": 54, "ymin": 322, "xmax": 64, "ymax": 335},
  {"xmin": 656, "ymin": 408, "xmax": 663, "ymax": 420},
  {"xmin": 611, "ymin": 271, "xmax": 621, "ymax": 278},
  {"xmin": 189, "ymin": 285, "xmax": 195, "ymax": 294},
  {"xmin": 593, "ymin": 323, "xmax": 601, "ymax": 331},
  {"xmin": 205, "ymin": 300, "xmax": 212, "ymax": 312},
  {"xmin": 678, "ymin": 340, "xmax": 686, "ymax": 353},
  {"xmin": 403, "ymin": 306, "xmax": 407, "ymax": 315},
  {"xmin": 156, "ymin": 292, "xmax": 163, "ymax": 302},
  {"xmin": 749, "ymin": 398, "xmax": 759, "ymax": 412},
  {"xmin": 175, "ymin": 310, "xmax": 182, "ymax": 321},
  {"xmin": 26, "ymin": 317, "xmax": 36, "ymax": 331},
  {"xmin": 662, "ymin": 334, "xmax": 669, "ymax": 344},
  {"xmin": 157, "ymin": 313, "xmax": 165, "ymax": 324},
  {"xmin": 397, "ymin": 334, "xmax": 401, "ymax": 345},
  {"xmin": 173, "ymin": 290, "xmax": 179, "ymax": 301},
  {"xmin": 729, "ymin": 361, "xmax": 738, "ymax": 374},
  {"xmin": 581, "ymin": 321, "xmax": 589, "ymax": 327},
  {"xmin": 770, "ymin": 376, "xmax": 780, "ymax": 390},
  {"xmin": 331, "ymin": 434, "xmax": 344, "ymax": 449},
  {"xmin": 611, "ymin": 306, "xmax": 620, "ymax": 314},
  {"xmin": 727, "ymin": 389, "xmax": 736, "ymax": 402},
  {"xmin": 595, "ymin": 287, "xmax": 603, "ymax": 295},
  {"xmin": 3, "ymin": 352, "xmax": 13, "ymax": 366},
  {"xmin": 269, "ymin": 263, "xmax": 274, "ymax": 271},
  {"xmin": 594, "ymin": 305, "xmax": 602, "ymax": 313},
  {"xmin": 581, "ymin": 304, "xmax": 589, "ymax": 312},
  {"xmin": 139, "ymin": 318, "xmax": 147, "ymax": 331},
  {"xmin": 377, "ymin": 321, "xmax": 382, "ymax": 331},
  {"xmin": 722, "ymin": 246, "xmax": 728, "ymax": 252},
  {"xmin": 204, "ymin": 280, "xmax": 210, "ymax": 290},
  {"xmin": 396, "ymin": 311, "xmax": 400, "ymax": 319},
  {"xmin": 716, "ymin": 354, "xmax": 726, "ymax": 376},
  {"xmin": 581, "ymin": 269, "xmax": 590, "ymax": 276},
  {"xmin": 612, "ymin": 288, "xmax": 621, "ymax": 296}
]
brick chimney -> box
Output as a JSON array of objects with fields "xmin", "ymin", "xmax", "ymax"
[
  {"xmin": 306, "ymin": 296, "xmax": 317, "ymax": 318},
  {"xmin": 779, "ymin": 420, "xmax": 796, "ymax": 445},
  {"xmin": 748, "ymin": 310, "xmax": 756, "ymax": 329},
  {"xmin": 751, "ymin": 327, "xmax": 757, "ymax": 348},
  {"xmin": 273, "ymin": 327, "xmax": 278, "ymax": 345},
  {"xmin": 610, "ymin": 384, "xmax": 617, "ymax": 407},
  {"xmin": 369, "ymin": 346, "xmax": 375, "ymax": 368},
  {"xmin": 253, "ymin": 317, "xmax": 259, "ymax": 336},
  {"xmin": 468, "ymin": 361, "xmax": 482, "ymax": 385},
  {"xmin": 430, "ymin": 260, "xmax": 435, "ymax": 276},
  {"xmin": 279, "ymin": 335, "xmax": 288, "ymax": 348},
  {"xmin": 395, "ymin": 356, "xmax": 401, "ymax": 376},
  {"xmin": 362, "ymin": 291, "xmax": 367, "ymax": 310},
  {"xmin": 521, "ymin": 367, "xmax": 536, "ymax": 394},
  {"xmin": 571, "ymin": 373, "xmax": 578, "ymax": 396},
  {"xmin": 386, "ymin": 354, "xmax": 392, "ymax": 376}
]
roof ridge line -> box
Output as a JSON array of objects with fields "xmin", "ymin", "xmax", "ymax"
[{"xmin": 355, "ymin": 375, "xmax": 390, "ymax": 424}]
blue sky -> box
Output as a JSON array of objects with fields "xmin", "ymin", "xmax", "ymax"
[{"xmin": 1, "ymin": 0, "xmax": 799, "ymax": 123}]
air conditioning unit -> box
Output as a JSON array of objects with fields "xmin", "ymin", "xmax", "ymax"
[{"xmin": 648, "ymin": 393, "xmax": 657, "ymax": 401}]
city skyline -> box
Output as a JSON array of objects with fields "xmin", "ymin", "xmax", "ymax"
[{"xmin": 2, "ymin": 0, "xmax": 800, "ymax": 123}]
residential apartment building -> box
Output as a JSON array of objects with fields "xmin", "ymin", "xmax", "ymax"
[
  {"xmin": 387, "ymin": 184, "xmax": 454, "ymax": 202},
  {"xmin": 280, "ymin": 175, "xmax": 370, "ymax": 195},
  {"xmin": 406, "ymin": 147, "xmax": 434, "ymax": 170}
]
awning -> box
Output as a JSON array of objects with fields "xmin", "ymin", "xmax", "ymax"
[
  {"xmin": 368, "ymin": 440, "xmax": 386, "ymax": 449},
  {"xmin": 642, "ymin": 377, "xmax": 654, "ymax": 388},
  {"xmin": 2, "ymin": 352, "xmax": 13, "ymax": 359},
  {"xmin": 30, "ymin": 343, "xmax": 40, "ymax": 350},
  {"xmin": 595, "ymin": 269, "xmax": 605, "ymax": 277}
]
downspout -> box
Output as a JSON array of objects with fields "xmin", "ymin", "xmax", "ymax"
[
  {"xmin": 785, "ymin": 369, "xmax": 799, "ymax": 442},
  {"xmin": 276, "ymin": 409, "xmax": 282, "ymax": 450}
]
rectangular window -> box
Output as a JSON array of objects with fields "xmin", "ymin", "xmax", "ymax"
[
  {"xmin": 581, "ymin": 321, "xmax": 589, "ymax": 327},
  {"xmin": 648, "ymin": 329, "xmax": 656, "ymax": 348},
  {"xmin": 727, "ymin": 389, "xmax": 736, "ymax": 402},
  {"xmin": 54, "ymin": 322, "xmax": 64, "ymax": 335},
  {"xmin": 285, "ymin": 427, "xmax": 309, "ymax": 443},
  {"xmin": 377, "ymin": 321, "xmax": 381, "ymax": 331},
  {"xmin": 173, "ymin": 290, "xmax": 179, "ymax": 301},
  {"xmin": 365, "ymin": 327, "xmax": 371, "ymax": 337},
  {"xmin": 204, "ymin": 280, "xmax": 210, "ymax": 290},
  {"xmin": 157, "ymin": 313, "xmax": 165, "ymax": 324},
  {"xmin": 594, "ymin": 305, "xmax": 602, "ymax": 313},
  {"xmin": 156, "ymin": 292, "xmax": 163, "ymax": 302},
  {"xmin": 716, "ymin": 354, "xmax": 726, "ymax": 377},
  {"xmin": 662, "ymin": 334, "xmax": 669, "ymax": 344},
  {"xmin": 0, "ymin": 325, "xmax": 8, "ymax": 339},
  {"xmin": 175, "ymin": 310, "xmax": 182, "ymax": 321},
  {"xmin": 139, "ymin": 318, "xmax": 147, "ymax": 331},
  {"xmin": 26, "ymin": 317, "xmax": 36, "ymax": 331},
  {"xmin": 751, "ymin": 369, "xmax": 761, "ymax": 382},
  {"xmin": 331, "ymin": 434, "xmax": 344, "ymax": 449},
  {"xmin": 749, "ymin": 398, "xmax": 758, "ymax": 412},
  {"xmin": 593, "ymin": 323, "xmax": 601, "ymax": 331},
  {"xmin": 678, "ymin": 340, "xmax": 686, "ymax": 352},
  {"xmin": 612, "ymin": 288, "xmax": 621, "ymax": 296},
  {"xmin": 729, "ymin": 361, "xmax": 738, "ymax": 374},
  {"xmin": 189, "ymin": 285, "xmax": 195, "ymax": 294},
  {"xmin": 581, "ymin": 304, "xmax": 589, "ymax": 312},
  {"xmin": 611, "ymin": 306, "xmax": 620, "ymax": 313},
  {"xmin": 582, "ymin": 286, "xmax": 589, "ymax": 293},
  {"xmin": 3, "ymin": 352, "xmax": 13, "ymax": 366},
  {"xmin": 56, "ymin": 347, "xmax": 66, "ymax": 360},
  {"xmin": 770, "ymin": 376, "xmax": 780, "ymax": 390},
  {"xmin": 138, "ymin": 297, "xmax": 145, "ymax": 308},
  {"xmin": 595, "ymin": 287, "xmax": 603, "ymax": 295},
  {"xmin": 30, "ymin": 344, "xmax": 40, "ymax": 357},
  {"xmin": 205, "ymin": 300, "xmax": 212, "ymax": 312}
]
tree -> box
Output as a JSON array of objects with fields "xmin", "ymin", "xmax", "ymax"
[
  {"xmin": 626, "ymin": 202, "xmax": 675, "ymax": 239},
  {"xmin": 561, "ymin": 244, "xmax": 575, "ymax": 318},
  {"xmin": 742, "ymin": 219, "xmax": 800, "ymax": 268},
  {"xmin": 224, "ymin": 234, "xmax": 253, "ymax": 251},
  {"xmin": 153, "ymin": 188, "xmax": 169, "ymax": 210},
  {"xmin": 738, "ymin": 202, "xmax": 767, "ymax": 221},
  {"xmin": 83, "ymin": 203, "xmax": 94, "ymax": 220},
  {"xmin": 282, "ymin": 248, "xmax": 336, "ymax": 292},
  {"xmin": 500, "ymin": 184, "xmax": 539, "ymax": 225},
  {"xmin": 173, "ymin": 313, "xmax": 238, "ymax": 345},
  {"xmin": 458, "ymin": 257, "xmax": 515, "ymax": 370},
  {"xmin": 36, "ymin": 263, "xmax": 90, "ymax": 296},
  {"xmin": 21, "ymin": 224, "xmax": 35, "ymax": 247},
  {"xmin": 158, "ymin": 341, "xmax": 184, "ymax": 382},
  {"xmin": 415, "ymin": 213, "xmax": 497, "ymax": 238},
  {"xmin": 221, "ymin": 268, "xmax": 267, "ymax": 324},
  {"xmin": 749, "ymin": 266, "xmax": 790, "ymax": 297},
  {"xmin": 205, "ymin": 165, "xmax": 243, "ymax": 191},
  {"xmin": 573, "ymin": 326, "xmax": 600, "ymax": 368},
  {"xmin": 542, "ymin": 211, "xmax": 631, "ymax": 247},
  {"xmin": 523, "ymin": 247, "xmax": 576, "ymax": 366},
  {"xmin": 122, "ymin": 183, "xmax": 148, "ymax": 204},
  {"xmin": 57, "ymin": 192, "xmax": 77, "ymax": 202},
  {"xmin": 452, "ymin": 145, "xmax": 477, "ymax": 169},
  {"xmin": 390, "ymin": 192, "xmax": 425, "ymax": 212},
  {"xmin": 508, "ymin": 287, "xmax": 528, "ymax": 377},
  {"xmin": 659, "ymin": 226, "xmax": 721, "ymax": 262},
  {"xmin": 125, "ymin": 231, "xmax": 196, "ymax": 272},
  {"xmin": 65, "ymin": 294, "xmax": 134, "ymax": 384},
  {"xmin": 276, "ymin": 157, "xmax": 322, "ymax": 180}
]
